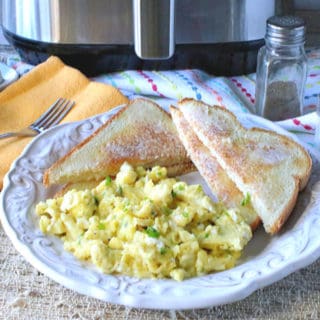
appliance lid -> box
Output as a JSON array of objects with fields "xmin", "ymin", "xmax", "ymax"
[{"xmin": 2, "ymin": 0, "xmax": 275, "ymax": 59}]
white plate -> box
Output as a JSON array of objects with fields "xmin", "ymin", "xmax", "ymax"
[
  {"xmin": 1, "ymin": 107, "xmax": 320, "ymax": 310},
  {"xmin": 0, "ymin": 62, "xmax": 18, "ymax": 90}
]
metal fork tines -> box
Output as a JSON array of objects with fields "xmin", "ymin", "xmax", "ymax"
[
  {"xmin": 0, "ymin": 98, "xmax": 75, "ymax": 139},
  {"xmin": 30, "ymin": 98, "xmax": 74, "ymax": 133}
]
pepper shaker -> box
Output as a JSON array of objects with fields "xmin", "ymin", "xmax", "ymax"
[{"xmin": 255, "ymin": 16, "xmax": 307, "ymax": 121}]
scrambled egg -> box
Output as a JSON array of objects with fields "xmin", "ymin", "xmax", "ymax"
[{"xmin": 36, "ymin": 162, "xmax": 252, "ymax": 281}]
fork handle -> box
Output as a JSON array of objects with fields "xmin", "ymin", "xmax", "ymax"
[{"xmin": 0, "ymin": 128, "xmax": 38, "ymax": 139}]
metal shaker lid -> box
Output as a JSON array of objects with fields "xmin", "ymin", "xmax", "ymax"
[{"xmin": 266, "ymin": 15, "xmax": 306, "ymax": 44}]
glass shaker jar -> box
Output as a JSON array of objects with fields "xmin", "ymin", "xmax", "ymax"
[{"xmin": 255, "ymin": 16, "xmax": 307, "ymax": 121}]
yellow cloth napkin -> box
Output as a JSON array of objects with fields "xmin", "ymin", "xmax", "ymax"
[{"xmin": 0, "ymin": 56, "xmax": 128, "ymax": 189}]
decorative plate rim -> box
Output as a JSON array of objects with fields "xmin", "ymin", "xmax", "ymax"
[{"xmin": 1, "ymin": 106, "xmax": 320, "ymax": 310}]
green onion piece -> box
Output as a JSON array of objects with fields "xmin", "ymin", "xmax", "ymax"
[
  {"xmin": 241, "ymin": 192, "xmax": 251, "ymax": 206},
  {"xmin": 182, "ymin": 211, "xmax": 189, "ymax": 218},
  {"xmin": 160, "ymin": 247, "xmax": 167, "ymax": 255},
  {"xmin": 145, "ymin": 226, "xmax": 160, "ymax": 238},
  {"xmin": 105, "ymin": 176, "xmax": 112, "ymax": 186},
  {"xmin": 98, "ymin": 222, "xmax": 106, "ymax": 230}
]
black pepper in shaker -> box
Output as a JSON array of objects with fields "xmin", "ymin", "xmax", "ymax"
[{"xmin": 255, "ymin": 15, "xmax": 307, "ymax": 121}]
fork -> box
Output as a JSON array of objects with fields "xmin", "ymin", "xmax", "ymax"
[{"xmin": 0, "ymin": 98, "xmax": 75, "ymax": 139}]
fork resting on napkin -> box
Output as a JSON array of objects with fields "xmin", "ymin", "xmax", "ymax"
[{"xmin": 0, "ymin": 56, "xmax": 128, "ymax": 189}]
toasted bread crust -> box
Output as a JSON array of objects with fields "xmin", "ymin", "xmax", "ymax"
[
  {"xmin": 177, "ymin": 98, "xmax": 312, "ymax": 234},
  {"xmin": 44, "ymin": 98, "xmax": 192, "ymax": 186},
  {"xmin": 170, "ymin": 106, "xmax": 260, "ymax": 230}
]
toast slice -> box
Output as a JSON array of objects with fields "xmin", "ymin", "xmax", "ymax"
[
  {"xmin": 170, "ymin": 106, "xmax": 260, "ymax": 231},
  {"xmin": 43, "ymin": 98, "xmax": 194, "ymax": 186},
  {"xmin": 177, "ymin": 98, "xmax": 312, "ymax": 234}
]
